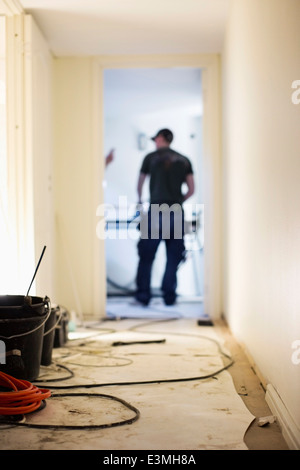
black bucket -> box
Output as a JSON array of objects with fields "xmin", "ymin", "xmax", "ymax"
[
  {"xmin": 41, "ymin": 305, "xmax": 60, "ymax": 366},
  {"xmin": 0, "ymin": 295, "xmax": 50, "ymax": 381},
  {"xmin": 54, "ymin": 306, "xmax": 69, "ymax": 348}
]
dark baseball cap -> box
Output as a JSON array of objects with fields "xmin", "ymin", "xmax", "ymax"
[{"xmin": 151, "ymin": 128, "xmax": 173, "ymax": 143}]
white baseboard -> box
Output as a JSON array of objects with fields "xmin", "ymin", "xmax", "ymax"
[{"xmin": 265, "ymin": 384, "xmax": 300, "ymax": 450}]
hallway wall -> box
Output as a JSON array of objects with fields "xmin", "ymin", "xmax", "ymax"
[
  {"xmin": 1, "ymin": 13, "xmax": 55, "ymax": 298},
  {"xmin": 25, "ymin": 15, "xmax": 55, "ymax": 300},
  {"xmin": 53, "ymin": 58, "xmax": 106, "ymax": 318},
  {"xmin": 222, "ymin": 0, "xmax": 300, "ymax": 448}
]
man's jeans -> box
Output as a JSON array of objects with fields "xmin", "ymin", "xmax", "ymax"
[{"xmin": 135, "ymin": 205, "xmax": 185, "ymax": 305}]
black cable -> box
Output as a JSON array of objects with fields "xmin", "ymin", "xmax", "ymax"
[
  {"xmin": 112, "ymin": 339, "xmax": 166, "ymax": 347},
  {"xmin": 35, "ymin": 316, "xmax": 234, "ymax": 389},
  {"xmin": 37, "ymin": 363, "xmax": 75, "ymax": 382},
  {"xmin": 0, "ymin": 393, "xmax": 140, "ymax": 430},
  {"xmin": 128, "ymin": 317, "xmax": 232, "ymax": 365},
  {"xmin": 60, "ymin": 354, "xmax": 133, "ymax": 368},
  {"xmin": 106, "ymin": 276, "xmax": 136, "ymax": 294},
  {"xmin": 34, "ymin": 359, "xmax": 233, "ymax": 390}
]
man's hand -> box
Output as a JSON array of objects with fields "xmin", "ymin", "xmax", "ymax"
[{"xmin": 105, "ymin": 149, "xmax": 114, "ymax": 167}]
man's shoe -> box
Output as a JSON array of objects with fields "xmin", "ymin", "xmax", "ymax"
[{"xmin": 163, "ymin": 297, "xmax": 176, "ymax": 306}]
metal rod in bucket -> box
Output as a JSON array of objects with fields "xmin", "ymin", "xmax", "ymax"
[{"xmin": 26, "ymin": 246, "xmax": 47, "ymax": 297}]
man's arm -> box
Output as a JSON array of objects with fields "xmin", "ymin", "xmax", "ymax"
[
  {"xmin": 137, "ymin": 172, "xmax": 147, "ymax": 203},
  {"xmin": 105, "ymin": 149, "xmax": 114, "ymax": 167},
  {"xmin": 183, "ymin": 173, "xmax": 195, "ymax": 202}
]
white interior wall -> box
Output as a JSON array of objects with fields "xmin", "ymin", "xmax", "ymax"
[
  {"xmin": 0, "ymin": 12, "xmax": 55, "ymax": 300},
  {"xmin": 103, "ymin": 68, "xmax": 204, "ymax": 297},
  {"xmin": 0, "ymin": 16, "xmax": 8, "ymax": 292},
  {"xmin": 222, "ymin": 0, "xmax": 300, "ymax": 448},
  {"xmin": 53, "ymin": 57, "xmax": 106, "ymax": 318},
  {"xmin": 2, "ymin": 13, "xmax": 39, "ymax": 296},
  {"xmin": 24, "ymin": 15, "xmax": 55, "ymax": 300},
  {"xmin": 0, "ymin": 18, "xmax": 6, "ymax": 168}
]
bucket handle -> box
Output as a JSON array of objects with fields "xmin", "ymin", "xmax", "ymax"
[
  {"xmin": 0, "ymin": 296, "xmax": 52, "ymax": 341},
  {"xmin": 43, "ymin": 307, "xmax": 63, "ymax": 337}
]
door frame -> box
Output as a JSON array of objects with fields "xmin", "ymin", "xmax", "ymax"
[{"xmin": 92, "ymin": 54, "xmax": 222, "ymax": 320}]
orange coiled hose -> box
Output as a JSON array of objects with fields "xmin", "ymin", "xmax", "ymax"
[{"xmin": 0, "ymin": 371, "xmax": 51, "ymax": 415}]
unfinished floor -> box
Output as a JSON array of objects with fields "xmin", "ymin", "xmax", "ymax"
[{"xmin": 0, "ymin": 297, "xmax": 289, "ymax": 451}]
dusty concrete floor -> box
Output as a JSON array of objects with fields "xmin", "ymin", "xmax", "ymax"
[
  {"xmin": 0, "ymin": 299, "xmax": 290, "ymax": 452},
  {"xmin": 103, "ymin": 296, "xmax": 290, "ymax": 450}
]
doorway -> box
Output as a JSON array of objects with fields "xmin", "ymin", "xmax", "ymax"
[
  {"xmin": 92, "ymin": 54, "xmax": 221, "ymax": 320},
  {"xmin": 103, "ymin": 67, "xmax": 204, "ymax": 304}
]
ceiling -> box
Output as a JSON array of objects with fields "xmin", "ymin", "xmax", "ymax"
[{"xmin": 19, "ymin": 0, "xmax": 230, "ymax": 56}]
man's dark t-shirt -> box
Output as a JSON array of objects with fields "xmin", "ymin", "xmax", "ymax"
[{"xmin": 140, "ymin": 147, "xmax": 193, "ymax": 205}]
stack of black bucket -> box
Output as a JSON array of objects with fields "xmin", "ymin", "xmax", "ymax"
[{"xmin": 0, "ymin": 296, "xmax": 69, "ymax": 381}]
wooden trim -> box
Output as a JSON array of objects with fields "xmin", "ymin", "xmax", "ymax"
[
  {"xmin": 91, "ymin": 58, "xmax": 106, "ymax": 318},
  {"xmin": 266, "ymin": 384, "xmax": 300, "ymax": 450}
]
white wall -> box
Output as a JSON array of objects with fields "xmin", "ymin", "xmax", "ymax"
[
  {"xmin": 222, "ymin": 0, "xmax": 300, "ymax": 448},
  {"xmin": 0, "ymin": 16, "xmax": 7, "ymax": 265},
  {"xmin": 53, "ymin": 58, "xmax": 106, "ymax": 318},
  {"xmin": 24, "ymin": 15, "xmax": 55, "ymax": 300},
  {"xmin": 1, "ymin": 13, "xmax": 53, "ymax": 297}
]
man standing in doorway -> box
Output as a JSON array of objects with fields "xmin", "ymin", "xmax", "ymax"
[{"xmin": 135, "ymin": 128, "xmax": 195, "ymax": 306}]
